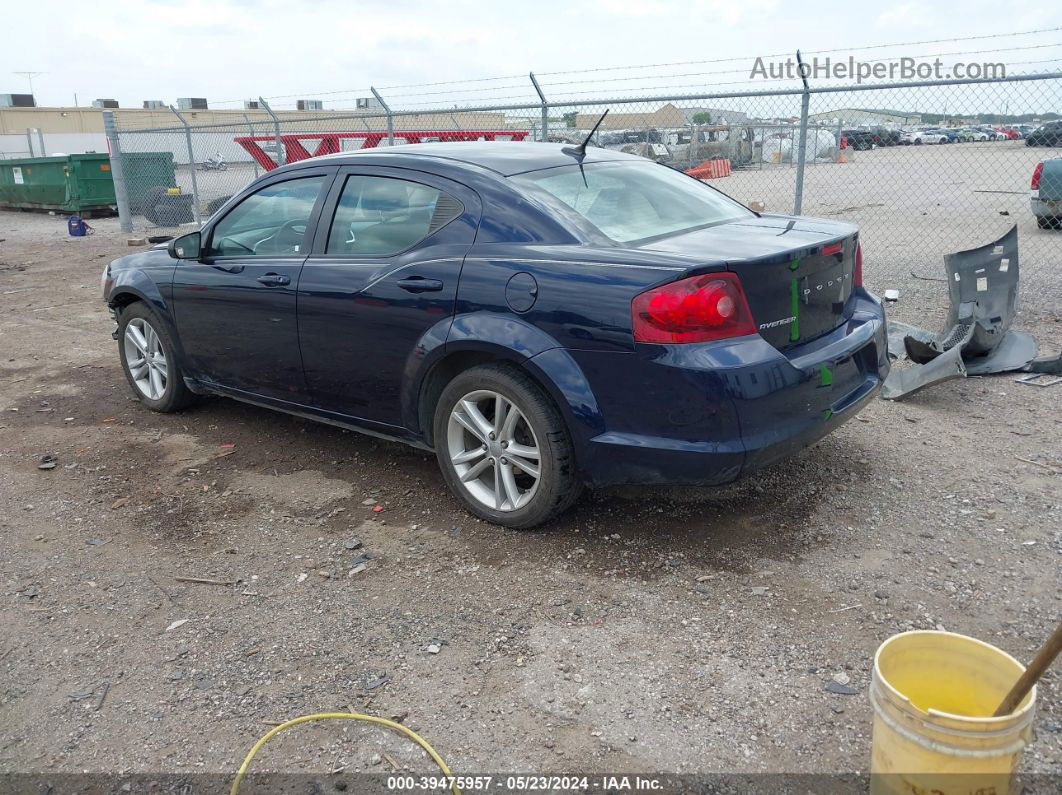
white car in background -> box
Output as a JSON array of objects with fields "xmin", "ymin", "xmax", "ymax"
[{"xmin": 900, "ymin": 129, "xmax": 949, "ymax": 145}]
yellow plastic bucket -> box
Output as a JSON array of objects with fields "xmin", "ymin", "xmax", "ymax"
[{"xmin": 870, "ymin": 630, "xmax": 1036, "ymax": 795}]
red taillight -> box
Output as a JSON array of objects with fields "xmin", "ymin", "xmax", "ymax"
[
  {"xmin": 854, "ymin": 242, "xmax": 864, "ymax": 288},
  {"xmin": 821, "ymin": 241, "xmax": 843, "ymax": 257},
  {"xmin": 632, "ymin": 272, "xmax": 756, "ymax": 344},
  {"xmin": 1031, "ymin": 162, "xmax": 1043, "ymax": 190}
]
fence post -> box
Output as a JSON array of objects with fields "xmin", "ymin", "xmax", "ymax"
[
  {"xmin": 25, "ymin": 128, "xmax": 34, "ymax": 157},
  {"xmin": 102, "ymin": 111, "xmax": 133, "ymax": 234},
  {"xmin": 36, "ymin": 128, "xmax": 46, "ymax": 157},
  {"xmin": 169, "ymin": 105, "xmax": 202, "ymax": 227},
  {"xmin": 243, "ymin": 114, "xmax": 260, "ymax": 178},
  {"xmin": 529, "ymin": 72, "xmax": 548, "ymax": 142},
  {"xmin": 259, "ymin": 97, "xmax": 284, "ymax": 166},
  {"xmin": 793, "ymin": 50, "xmax": 811, "ymax": 215},
  {"xmin": 371, "ymin": 87, "xmax": 393, "ymax": 146}
]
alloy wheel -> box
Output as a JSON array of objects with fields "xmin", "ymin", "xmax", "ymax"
[
  {"xmin": 123, "ymin": 318, "xmax": 168, "ymax": 400},
  {"xmin": 446, "ymin": 389, "xmax": 541, "ymax": 512}
]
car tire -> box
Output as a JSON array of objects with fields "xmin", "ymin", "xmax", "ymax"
[
  {"xmin": 117, "ymin": 302, "xmax": 196, "ymax": 413},
  {"xmin": 1037, "ymin": 216, "xmax": 1060, "ymax": 230},
  {"xmin": 433, "ymin": 363, "xmax": 582, "ymax": 529}
]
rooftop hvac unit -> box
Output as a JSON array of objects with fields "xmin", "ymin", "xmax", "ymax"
[
  {"xmin": 0, "ymin": 93, "xmax": 36, "ymax": 107},
  {"xmin": 355, "ymin": 97, "xmax": 382, "ymax": 111},
  {"xmin": 177, "ymin": 97, "xmax": 208, "ymax": 110},
  {"xmin": 244, "ymin": 100, "xmax": 261, "ymax": 109},
  {"xmin": 92, "ymin": 99, "xmax": 119, "ymax": 108},
  {"xmin": 143, "ymin": 100, "xmax": 166, "ymax": 109},
  {"xmin": 297, "ymin": 99, "xmax": 323, "ymax": 111}
]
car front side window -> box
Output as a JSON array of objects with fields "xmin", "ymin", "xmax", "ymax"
[{"xmin": 208, "ymin": 176, "xmax": 327, "ymax": 257}]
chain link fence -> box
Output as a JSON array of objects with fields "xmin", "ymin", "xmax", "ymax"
[{"xmin": 105, "ymin": 72, "xmax": 1062, "ymax": 311}]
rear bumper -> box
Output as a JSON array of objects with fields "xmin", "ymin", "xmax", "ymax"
[
  {"xmin": 1031, "ymin": 196, "xmax": 1061, "ymax": 217},
  {"xmin": 571, "ymin": 291, "xmax": 888, "ymax": 486}
]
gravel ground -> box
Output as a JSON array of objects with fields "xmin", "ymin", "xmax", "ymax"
[{"xmin": 0, "ymin": 173, "xmax": 1060, "ymax": 788}]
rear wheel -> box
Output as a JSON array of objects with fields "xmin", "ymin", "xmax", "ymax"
[
  {"xmin": 433, "ymin": 364, "xmax": 581, "ymax": 529},
  {"xmin": 118, "ymin": 302, "xmax": 196, "ymax": 412},
  {"xmin": 1038, "ymin": 216, "xmax": 1060, "ymax": 230}
]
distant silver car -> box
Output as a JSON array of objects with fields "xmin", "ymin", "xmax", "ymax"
[{"xmin": 901, "ymin": 129, "xmax": 948, "ymax": 145}]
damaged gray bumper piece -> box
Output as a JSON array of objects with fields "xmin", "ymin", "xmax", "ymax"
[{"xmin": 882, "ymin": 225, "xmax": 1039, "ymax": 400}]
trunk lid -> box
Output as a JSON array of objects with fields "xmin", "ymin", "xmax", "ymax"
[{"xmin": 639, "ymin": 215, "xmax": 859, "ymax": 349}]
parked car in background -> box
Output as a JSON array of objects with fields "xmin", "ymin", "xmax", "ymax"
[
  {"xmin": 956, "ymin": 127, "xmax": 990, "ymax": 142},
  {"xmin": 1031, "ymin": 157, "xmax": 1062, "ymax": 230},
  {"xmin": 100, "ymin": 143, "xmax": 887, "ymax": 528},
  {"xmin": 600, "ymin": 129, "xmax": 664, "ymax": 146},
  {"xmin": 1026, "ymin": 121, "xmax": 1062, "ymax": 147},
  {"xmin": 901, "ymin": 129, "xmax": 949, "ymax": 145},
  {"xmin": 868, "ymin": 126, "xmax": 902, "ymax": 146},
  {"xmin": 975, "ymin": 126, "xmax": 1008, "ymax": 140},
  {"xmin": 841, "ymin": 129, "xmax": 877, "ymax": 150},
  {"xmin": 993, "ymin": 126, "xmax": 1020, "ymax": 140}
]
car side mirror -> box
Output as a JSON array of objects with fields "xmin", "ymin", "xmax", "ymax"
[{"xmin": 168, "ymin": 231, "xmax": 201, "ymax": 260}]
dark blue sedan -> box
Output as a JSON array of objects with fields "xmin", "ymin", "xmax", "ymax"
[{"xmin": 102, "ymin": 142, "xmax": 888, "ymax": 528}]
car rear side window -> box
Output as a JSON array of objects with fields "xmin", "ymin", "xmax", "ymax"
[
  {"xmin": 326, "ymin": 175, "xmax": 461, "ymax": 257},
  {"xmin": 512, "ymin": 160, "xmax": 751, "ymax": 244}
]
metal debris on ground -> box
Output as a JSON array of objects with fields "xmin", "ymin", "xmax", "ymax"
[
  {"xmin": 364, "ymin": 673, "xmax": 390, "ymax": 690},
  {"xmin": 173, "ymin": 575, "xmax": 237, "ymax": 586},
  {"xmin": 37, "ymin": 454, "xmax": 57, "ymax": 470},
  {"xmin": 1013, "ymin": 373, "xmax": 1062, "ymax": 388},
  {"xmin": 825, "ymin": 681, "xmax": 860, "ymax": 695},
  {"xmin": 882, "ymin": 226, "xmax": 1043, "ymax": 400}
]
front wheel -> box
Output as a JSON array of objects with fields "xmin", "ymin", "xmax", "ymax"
[
  {"xmin": 433, "ymin": 364, "xmax": 582, "ymax": 529},
  {"xmin": 118, "ymin": 302, "xmax": 196, "ymax": 412}
]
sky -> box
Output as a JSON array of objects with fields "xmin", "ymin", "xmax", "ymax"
[{"xmin": 4, "ymin": 0, "xmax": 1061, "ymax": 112}]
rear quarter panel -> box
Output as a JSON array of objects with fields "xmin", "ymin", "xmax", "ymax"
[{"xmin": 453, "ymin": 245, "xmax": 698, "ymax": 352}]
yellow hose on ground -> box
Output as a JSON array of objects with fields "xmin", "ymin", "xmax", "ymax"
[{"xmin": 230, "ymin": 711, "xmax": 461, "ymax": 795}]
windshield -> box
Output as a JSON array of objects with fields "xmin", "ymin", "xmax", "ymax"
[{"xmin": 511, "ymin": 160, "xmax": 752, "ymax": 244}]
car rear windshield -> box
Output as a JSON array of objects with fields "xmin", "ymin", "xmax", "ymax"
[{"xmin": 511, "ymin": 160, "xmax": 752, "ymax": 244}]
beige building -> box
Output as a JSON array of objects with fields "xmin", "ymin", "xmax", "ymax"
[
  {"xmin": 0, "ymin": 105, "xmax": 509, "ymax": 135},
  {"xmin": 573, "ymin": 103, "xmax": 749, "ymax": 130},
  {"xmin": 575, "ymin": 103, "xmax": 687, "ymax": 130}
]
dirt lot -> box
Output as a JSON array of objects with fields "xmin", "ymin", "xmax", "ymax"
[{"xmin": 1, "ymin": 160, "xmax": 1060, "ymax": 787}]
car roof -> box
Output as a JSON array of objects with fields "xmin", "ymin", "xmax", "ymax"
[{"xmin": 304, "ymin": 141, "xmax": 644, "ymax": 177}]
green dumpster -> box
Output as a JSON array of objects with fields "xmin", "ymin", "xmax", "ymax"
[{"xmin": 0, "ymin": 152, "xmax": 178, "ymax": 214}]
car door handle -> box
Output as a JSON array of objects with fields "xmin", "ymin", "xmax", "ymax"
[
  {"xmin": 256, "ymin": 273, "xmax": 291, "ymax": 286},
  {"xmin": 397, "ymin": 276, "xmax": 444, "ymax": 293}
]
